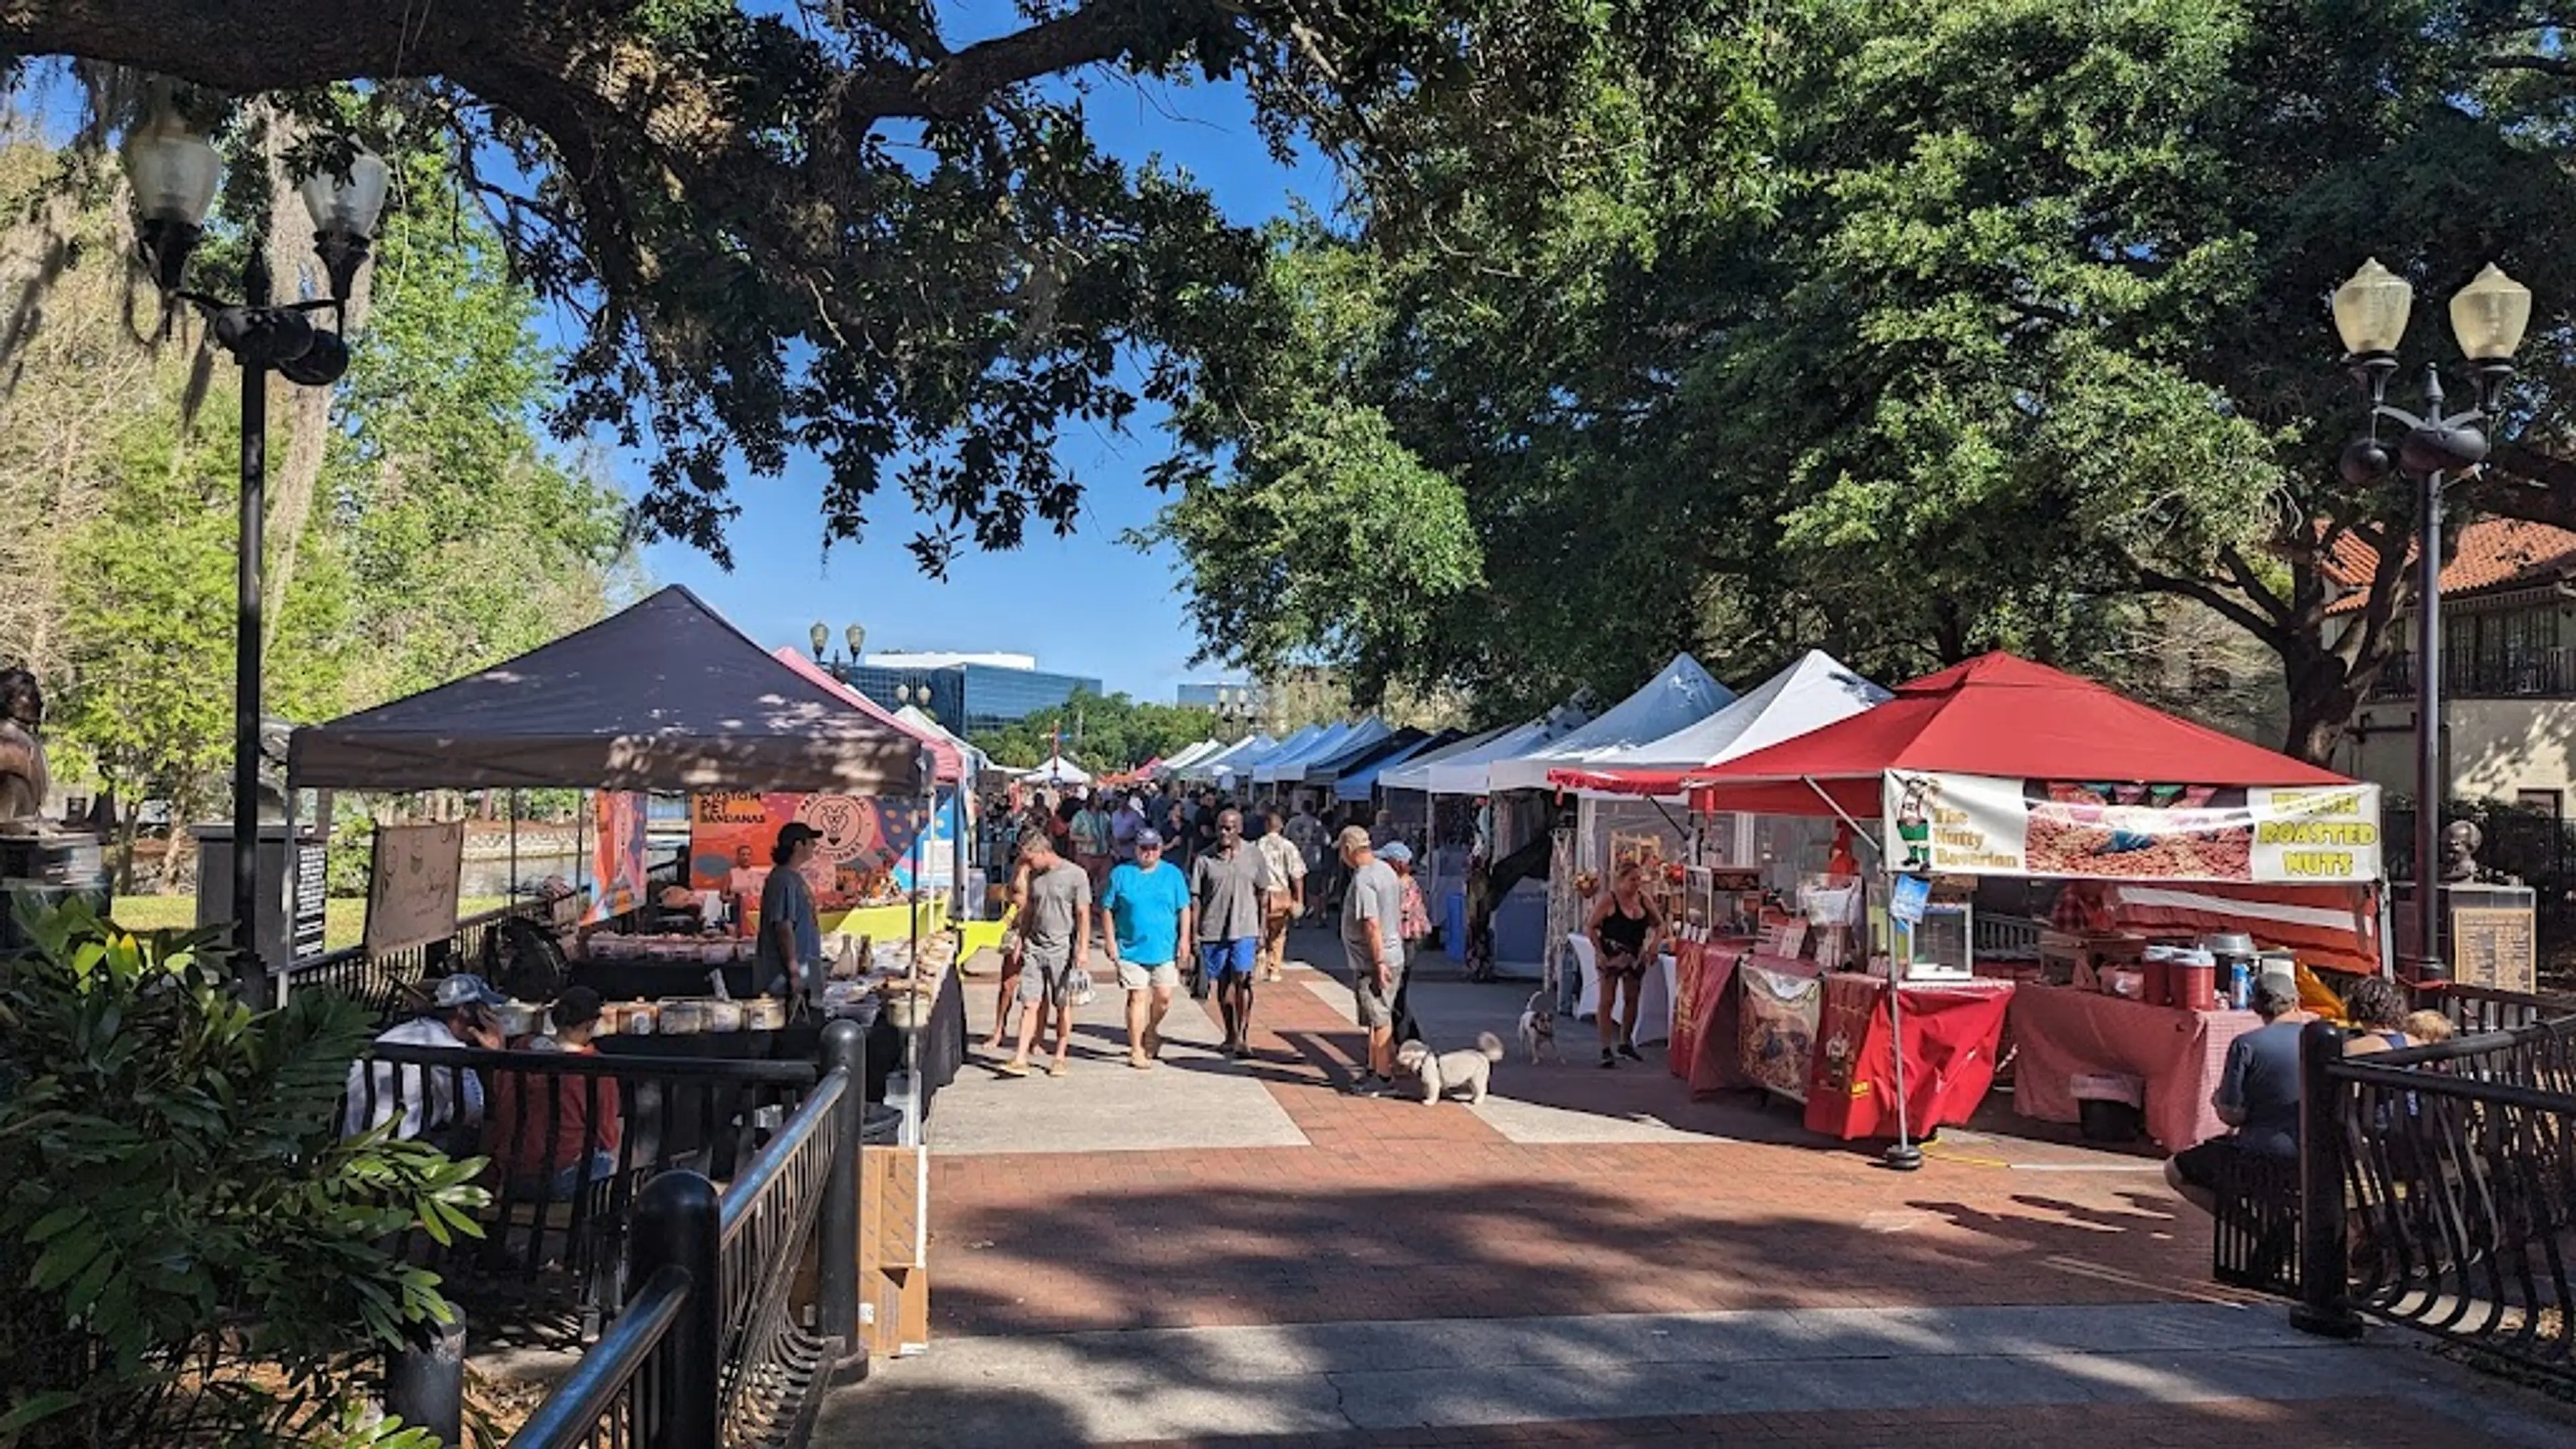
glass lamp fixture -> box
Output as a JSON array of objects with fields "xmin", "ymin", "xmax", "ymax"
[
  {"xmin": 844, "ymin": 623, "xmax": 865, "ymax": 659},
  {"xmin": 122, "ymin": 115, "xmax": 222, "ymax": 294},
  {"xmin": 2449, "ymin": 263, "xmax": 2532, "ymax": 364},
  {"xmin": 809, "ymin": 621, "xmax": 830, "ymax": 658},
  {"xmin": 300, "ymin": 150, "xmax": 390, "ymax": 303},
  {"xmin": 2332, "ymin": 258, "xmax": 2413, "ymax": 359}
]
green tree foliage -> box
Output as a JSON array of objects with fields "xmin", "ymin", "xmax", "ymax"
[
  {"xmin": 0, "ymin": 0, "xmax": 1633, "ymax": 570},
  {"xmin": 0, "ymin": 902, "xmax": 482, "ymax": 1447},
  {"xmin": 1152, "ymin": 0, "xmax": 2576, "ymax": 757},
  {"xmin": 971, "ymin": 690, "xmax": 1218, "ymax": 773},
  {"xmin": 0, "ymin": 138, "xmax": 631, "ymax": 833}
]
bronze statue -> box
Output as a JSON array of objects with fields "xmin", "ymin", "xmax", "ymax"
[
  {"xmin": 0, "ymin": 667, "xmax": 50, "ymax": 833},
  {"xmin": 2439, "ymin": 819, "xmax": 2483, "ymax": 884}
]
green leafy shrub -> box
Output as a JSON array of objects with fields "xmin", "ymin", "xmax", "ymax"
[{"xmin": 0, "ymin": 898, "xmax": 490, "ymax": 1446}]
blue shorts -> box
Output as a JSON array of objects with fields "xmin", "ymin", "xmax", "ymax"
[{"xmin": 1197, "ymin": 938, "xmax": 1258, "ymax": 979}]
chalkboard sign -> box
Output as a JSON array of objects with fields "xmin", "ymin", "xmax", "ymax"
[
  {"xmin": 292, "ymin": 841, "xmax": 327, "ymax": 960},
  {"xmin": 2450, "ymin": 904, "xmax": 2536, "ymax": 994},
  {"xmin": 366, "ymin": 822, "xmax": 464, "ymax": 956}
]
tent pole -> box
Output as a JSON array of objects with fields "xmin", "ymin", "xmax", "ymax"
[
  {"xmin": 1802, "ymin": 776, "xmax": 1883, "ymax": 858},
  {"xmin": 508, "ymin": 789, "xmax": 520, "ymax": 905}
]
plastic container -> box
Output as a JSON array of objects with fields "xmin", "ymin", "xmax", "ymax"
[
  {"xmin": 2173, "ymin": 961, "xmax": 2218, "ymax": 1012},
  {"xmin": 2138, "ymin": 960, "xmax": 2171, "ymax": 1008}
]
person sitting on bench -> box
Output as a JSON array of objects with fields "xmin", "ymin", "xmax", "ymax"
[{"xmin": 2166, "ymin": 977, "xmax": 2303, "ymax": 1215}]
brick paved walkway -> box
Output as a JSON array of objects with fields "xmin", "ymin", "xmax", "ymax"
[
  {"xmin": 812, "ymin": 934, "xmax": 2576, "ymax": 1446},
  {"xmin": 1095, "ymin": 1397, "xmax": 2491, "ymax": 1448}
]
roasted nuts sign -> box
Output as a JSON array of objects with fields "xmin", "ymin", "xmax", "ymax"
[{"xmin": 1882, "ymin": 773, "xmax": 2380, "ymax": 884}]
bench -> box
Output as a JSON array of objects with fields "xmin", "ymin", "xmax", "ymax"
[{"xmin": 2208, "ymin": 1146, "xmax": 2301, "ymax": 1297}]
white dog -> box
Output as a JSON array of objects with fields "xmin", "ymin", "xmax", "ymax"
[
  {"xmin": 1516, "ymin": 989, "xmax": 1560, "ymax": 1064},
  {"xmin": 1394, "ymin": 1032, "xmax": 1505, "ymax": 1105}
]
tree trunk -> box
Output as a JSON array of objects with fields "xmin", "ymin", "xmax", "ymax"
[{"xmin": 114, "ymin": 794, "xmax": 140, "ymax": 895}]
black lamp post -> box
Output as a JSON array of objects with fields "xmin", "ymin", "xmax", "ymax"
[
  {"xmin": 125, "ymin": 115, "xmax": 388, "ymax": 999},
  {"xmin": 2332, "ymin": 258, "xmax": 2533, "ymax": 983},
  {"xmin": 808, "ymin": 621, "xmax": 865, "ymax": 682}
]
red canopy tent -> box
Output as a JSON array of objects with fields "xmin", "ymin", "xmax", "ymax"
[
  {"xmin": 770, "ymin": 647, "xmax": 965, "ymax": 784},
  {"xmin": 1680, "ymin": 652, "xmax": 2349, "ymax": 817}
]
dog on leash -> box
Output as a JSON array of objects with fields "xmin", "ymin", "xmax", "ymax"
[
  {"xmin": 1516, "ymin": 989, "xmax": 1560, "ymax": 1064},
  {"xmin": 1393, "ymin": 1032, "xmax": 1505, "ymax": 1105}
]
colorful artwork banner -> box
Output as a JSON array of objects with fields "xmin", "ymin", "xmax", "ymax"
[
  {"xmin": 585, "ymin": 791, "xmax": 649, "ymax": 925},
  {"xmin": 688, "ymin": 791, "xmax": 945, "ymax": 925},
  {"xmin": 1883, "ymin": 773, "xmax": 2381, "ymax": 885}
]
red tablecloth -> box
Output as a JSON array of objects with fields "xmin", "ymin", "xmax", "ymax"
[
  {"xmin": 2006, "ymin": 983, "xmax": 2261, "ymax": 1152},
  {"xmin": 1668, "ymin": 938, "xmax": 1753, "ymax": 1093},
  {"xmin": 1803, "ymin": 973, "xmax": 2016, "ymax": 1141}
]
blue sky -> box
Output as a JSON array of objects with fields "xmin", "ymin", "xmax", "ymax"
[{"xmin": 629, "ymin": 57, "xmax": 1335, "ymax": 702}]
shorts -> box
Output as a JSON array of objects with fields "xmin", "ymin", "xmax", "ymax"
[
  {"xmin": 1016, "ymin": 955, "xmax": 1082, "ymax": 1008},
  {"xmin": 1598, "ymin": 950, "xmax": 1647, "ymax": 980},
  {"xmin": 1353, "ymin": 959, "xmax": 1405, "ymax": 1028},
  {"xmin": 1116, "ymin": 960, "xmax": 1180, "ymax": 991},
  {"xmin": 2171, "ymin": 1135, "xmax": 2288, "ymax": 1191},
  {"xmin": 1198, "ymin": 938, "xmax": 1258, "ymax": 980}
]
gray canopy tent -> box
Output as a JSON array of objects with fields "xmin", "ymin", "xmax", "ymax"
[{"xmin": 289, "ymin": 585, "xmax": 929, "ymax": 795}]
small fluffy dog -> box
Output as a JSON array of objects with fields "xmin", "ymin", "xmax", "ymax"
[
  {"xmin": 1517, "ymin": 989, "xmax": 1560, "ymax": 1064},
  {"xmin": 1394, "ymin": 1032, "xmax": 1505, "ymax": 1105}
]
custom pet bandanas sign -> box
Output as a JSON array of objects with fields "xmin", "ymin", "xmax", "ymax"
[{"xmin": 1882, "ymin": 773, "xmax": 2381, "ymax": 884}]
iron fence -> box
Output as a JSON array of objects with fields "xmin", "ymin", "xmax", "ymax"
[
  {"xmin": 2293, "ymin": 1009, "xmax": 2576, "ymax": 1378},
  {"xmin": 2383, "ymin": 804, "xmax": 2576, "ymax": 953},
  {"xmin": 346, "ymin": 1040, "xmax": 820, "ymax": 1336},
  {"xmin": 511, "ymin": 1023, "xmax": 865, "ymax": 1448},
  {"xmin": 278, "ymin": 856, "xmax": 684, "ymax": 1018}
]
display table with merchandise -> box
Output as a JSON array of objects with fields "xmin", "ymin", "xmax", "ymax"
[
  {"xmin": 2005, "ymin": 983, "xmax": 2268, "ymax": 1152},
  {"xmin": 1803, "ymin": 971, "xmax": 2015, "ymax": 1141}
]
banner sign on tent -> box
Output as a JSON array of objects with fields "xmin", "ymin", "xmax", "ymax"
[
  {"xmin": 1883, "ymin": 773, "xmax": 2381, "ymax": 884},
  {"xmin": 688, "ymin": 791, "xmax": 946, "ymax": 924}
]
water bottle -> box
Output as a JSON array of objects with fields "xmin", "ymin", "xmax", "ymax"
[{"xmin": 2226, "ymin": 957, "xmax": 2251, "ymax": 1011}]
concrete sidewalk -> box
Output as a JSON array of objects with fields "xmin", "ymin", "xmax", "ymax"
[{"xmin": 818, "ymin": 1301, "xmax": 2575, "ymax": 1447}]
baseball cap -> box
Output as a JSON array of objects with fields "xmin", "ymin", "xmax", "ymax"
[
  {"xmin": 1378, "ymin": 841, "xmax": 1413, "ymax": 865},
  {"xmin": 433, "ymin": 973, "xmax": 508, "ymax": 1010},
  {"xmin": 776, "ymin": 822, "xmax": 823, "ymax": 849},
  {"xmin": 1134, "ymin": 827, "xmax": 1165, "ymax": 849},
  {"xmin": 1336, "ymin": 824, "xmax": 1373, "ymax": 852}
]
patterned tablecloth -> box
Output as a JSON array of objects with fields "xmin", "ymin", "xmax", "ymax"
[{"xmin": 2006, "ymin": 983, "xmax": 2263, "ymax": 1152}]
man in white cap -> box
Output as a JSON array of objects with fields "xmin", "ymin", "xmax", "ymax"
[{"xmin": 344, "ymin": 973, "xmax": 509, "ymax": 1150}]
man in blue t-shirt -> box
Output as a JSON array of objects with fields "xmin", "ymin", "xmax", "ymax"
[
  {"xmin": 2167, "ymin": 978, "xmax": 2306, "ymax": 1216},
  {"xmin": 1099, "ymin": 828, "xmax": 1193, "ymax": 1069}
]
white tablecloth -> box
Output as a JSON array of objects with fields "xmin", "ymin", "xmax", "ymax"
[{"xmin": 1570, "ymin": 933, "xmax": 1678, "ymax": 1044}]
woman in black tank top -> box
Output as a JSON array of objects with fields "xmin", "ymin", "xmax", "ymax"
[{"xmin": 1583, "ymin": 861, "xmax": 1664, "ymax": 1068}]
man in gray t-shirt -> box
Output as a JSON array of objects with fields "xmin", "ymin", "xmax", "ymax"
[
  {"xmin": 1338, "ymin": 825, "xmax": 1408, "ymax": 1094},
  {"xmin": 1191, "ymin": 808, "xmax": 1267, "ymax": 1059},
  {"xmin": 1004, "ymin": 832, "xmax": 1091, "ymax": 1077}
]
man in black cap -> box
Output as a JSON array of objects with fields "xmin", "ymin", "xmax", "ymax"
[{"xmin": 757, "ymin": 822, "xmax": 826, "ymax": 1000}]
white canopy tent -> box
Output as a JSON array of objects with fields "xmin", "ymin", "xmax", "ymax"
[
  {"xmin": 1381, "ymin": 703, "xmax": 1591, "ymax": 796},
  {"xmin": 1216, "ymin": 724, "xmax": 1319, "ymax": 783},
  {"xmin": 1483, "ymin": 654, "xmax": 1733, "ymax": 793},
  {"xmin": 1551, "ymin": 651, "xmax": 1891, "ymax": 796},
  {"xmin": 1159, "ymin": 739, "xmax": 1224, "ymax": 774},
  {"xmin": 1017, "ymin": 754, "xmax": 1093, "ymax": 785},
  {"xmin": 1181, "ymin": 733, "xmax": 1272, "ymax": 782},
  {"xmin": 1258, "ymin": 718, "xmax": 1391, "ymax": 785}
]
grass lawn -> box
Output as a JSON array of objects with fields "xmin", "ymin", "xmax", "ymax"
[{"xmin": 108, "ymin": 896, "xmax": 511, "ymax": 953}]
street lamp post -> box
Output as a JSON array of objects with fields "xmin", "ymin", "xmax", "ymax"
[
  {"xmin": 2332, "ymin": 258, "xmax": 2533, "ymax": 983},
  {"xmin": 125, "ymin": 115, "xmax": 387, "ymax": 1000}
]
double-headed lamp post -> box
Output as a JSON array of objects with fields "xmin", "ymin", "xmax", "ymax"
[
  {"xmin": 124, "ymin": 115, "xmax": 388, "ymax": 997},
  {"xmin": 2331, "ymin": 258, "xmax": 2534, "ymax": 983}
]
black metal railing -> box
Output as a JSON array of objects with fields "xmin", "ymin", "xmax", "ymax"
[
  {"xmin": 2292, "ymin": 1010, "xmax": 2576, "ymax": 1377},
  {"xmin": 345, "ymin": 1041, "xmax": 821, "ymax": 1335},
  {"xmin": 2372, "ymin": 647, "xmax": 2576, "ymax": 700},
  {"xmin": 512, "ymin": 1022, "xmax": 865, "ymax": 1448},
  {"xmin": 279, "ymin": 855, "xmax": 684, "ymax": 1018}
]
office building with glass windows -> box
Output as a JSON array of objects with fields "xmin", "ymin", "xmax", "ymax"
[{"xmin": 837, "ymin": 656, "xmax": 1102, "ymax": 737}]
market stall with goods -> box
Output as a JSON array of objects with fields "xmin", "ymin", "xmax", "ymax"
[
  {"xmin": 1597, "ymin": 651, "xmax": 2381, "ymax": 1153},
  {"xmin": 289, "ymin": 584, "xmax": 969, "ymax": 1187},
  {"xmin": 1546, "ymin": 651, "xmax": 1891, "ymax": 1040}
]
